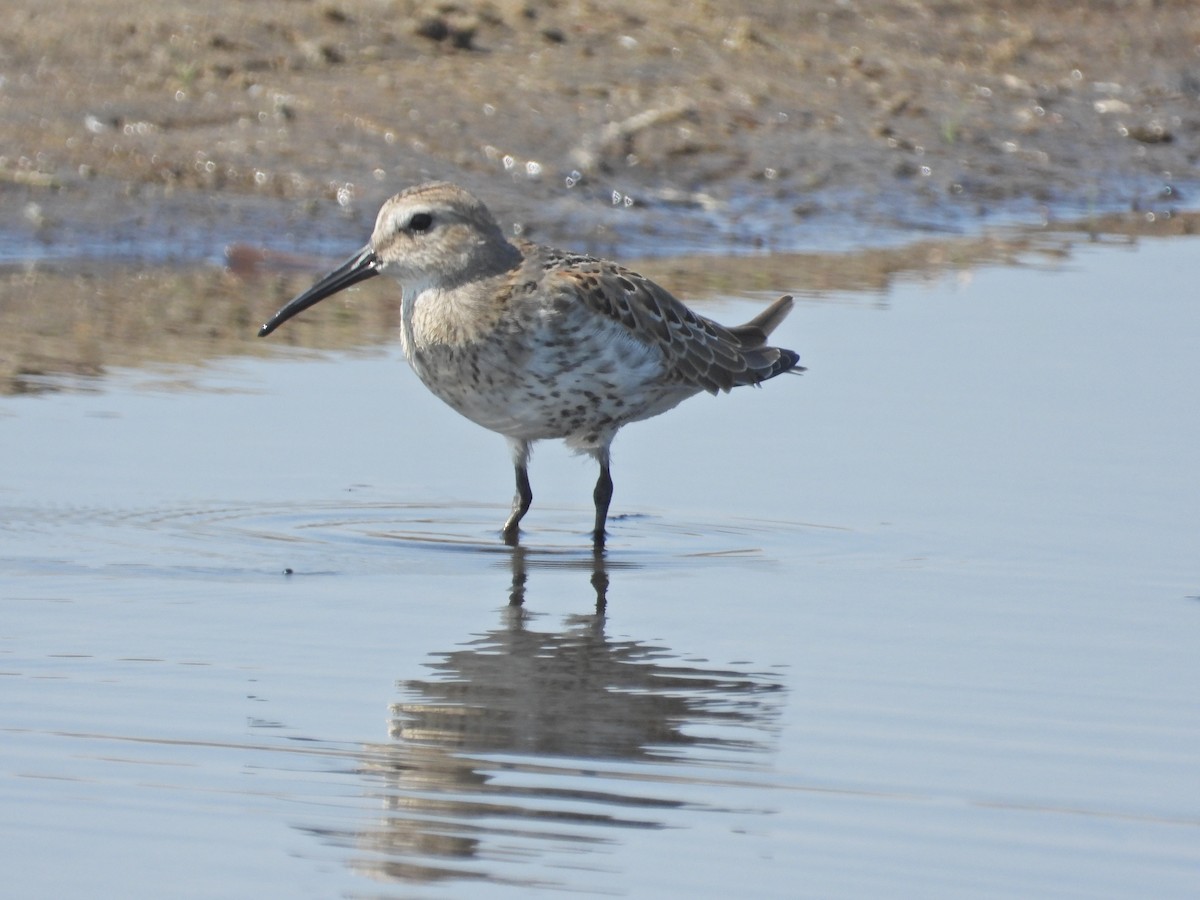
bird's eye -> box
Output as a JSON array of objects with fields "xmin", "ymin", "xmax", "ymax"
[{"xmin": 408, "ymin": 212, "xmax": 433, "ymax": 232}]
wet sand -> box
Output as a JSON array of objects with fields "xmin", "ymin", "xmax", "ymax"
[
  {"xmin": 3, "ymin": 0, "xmax": 1197, "ymax": 248},
  {"xmin": 2, "ymin": 211, "xmax": 1193, "ymax": 395},
  {"xmin": 3, "ymin": 0, "xmax": 1200, "ymax": 389}
]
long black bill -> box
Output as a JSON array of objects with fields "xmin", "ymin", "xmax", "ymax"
[{"xmin": 258, "ymin": 245, "xmax": 381, "ymax": 337}]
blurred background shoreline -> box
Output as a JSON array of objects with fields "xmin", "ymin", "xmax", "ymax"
[{"xmin": 3, "ymin": 0, "xmax": 1198, "ymax": 388}]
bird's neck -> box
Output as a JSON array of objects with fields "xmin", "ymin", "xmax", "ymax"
[
  {"xmin": 401, "ymin": 239, "xmax": 523, "ymax": 346},
  {"xmin": 401, "ymin": 271, "xmax": 510, "ymax": 350}
]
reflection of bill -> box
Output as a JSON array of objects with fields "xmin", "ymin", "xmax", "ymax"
[{"xmin": 334, "ymin": 547, "xmax": 787, "ymax": 888}]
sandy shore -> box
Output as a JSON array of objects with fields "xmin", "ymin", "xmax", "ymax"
[
  {"xmin": 2, "ymin": 0, "xmax": 1198, "ymax": 390},
  {"xmin": 3, "ymin": 0, "xmax": 1197, "ymax": 253}
]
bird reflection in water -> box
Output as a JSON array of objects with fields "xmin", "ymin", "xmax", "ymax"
[{"xmin": 331, "ymin": 546, "xmax": 786, "ymax": 889}]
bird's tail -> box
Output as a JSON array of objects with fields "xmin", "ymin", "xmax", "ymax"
[
  {"xmin": 734, "ymin": 294, "xmax": 794, "ymax": 339},
  {"xmin": 730, "ymin": 295, "xmax": 805, "ymax": 382}
]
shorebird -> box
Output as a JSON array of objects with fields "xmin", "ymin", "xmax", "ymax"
[{"xmin": 259, "ymin": 182, "xmax": 801, "ymax": 546}]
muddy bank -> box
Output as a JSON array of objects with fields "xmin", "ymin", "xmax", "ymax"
[
  {"xmin": 2, "ymin": 0, "xmax": 1198, "ymax": 260},
  {"xmin": 3, "ymin": 0, "xmax": 1199, "ymax": 390},
  {"xmin": 3, "ymin": 210, "xmax": 1194, "ymax": 395}
]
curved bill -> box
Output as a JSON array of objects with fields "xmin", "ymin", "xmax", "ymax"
[{"xmin": 258, "ymin": 245, "xmax": 381, "ymax": 337}]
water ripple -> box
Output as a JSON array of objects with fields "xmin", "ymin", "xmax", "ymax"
[{"xmin": 0, "ymin": 498, "xmax": 838, "ymax": 579}]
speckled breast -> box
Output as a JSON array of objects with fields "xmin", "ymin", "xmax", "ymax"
[{"xmin": 403, "ymin": 307, "xmax": 698, "ymax": 451}]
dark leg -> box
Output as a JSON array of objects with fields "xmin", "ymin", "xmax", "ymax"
[
  {"xmin": 502, "ymin": 440, "xmax": 532, "ymax": 544},
  {"xmin": 591, "ymin": 452, "xmax": 612, "ymax": 547}
]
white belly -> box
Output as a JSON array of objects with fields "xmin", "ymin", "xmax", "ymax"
[{"xmin": 402, "ymin": 313, "xmax": 697, "ymax": 451}]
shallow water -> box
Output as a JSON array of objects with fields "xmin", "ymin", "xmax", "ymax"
[{"xmin": 2, "ymin": 237, "xmax": 1199, "ymax": 898}]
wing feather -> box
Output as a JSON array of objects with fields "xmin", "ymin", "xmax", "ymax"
[{"xmin": 540, "ymin": 251, "xmax": 800, "ymax": 393}]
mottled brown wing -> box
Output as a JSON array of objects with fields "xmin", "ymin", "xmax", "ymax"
[{"xmin": 545, "ymin": 255, "xmax": 799, "ymax": 393}]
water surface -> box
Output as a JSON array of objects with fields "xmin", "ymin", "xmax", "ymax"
[{"xmin": 2, "ymin": 237, "xmax": 1198, "ymax": 898}]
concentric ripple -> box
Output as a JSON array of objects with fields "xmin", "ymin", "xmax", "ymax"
[{"xmin": 0, "ymin": 497, "xmax": 839, "ymax": 581}]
